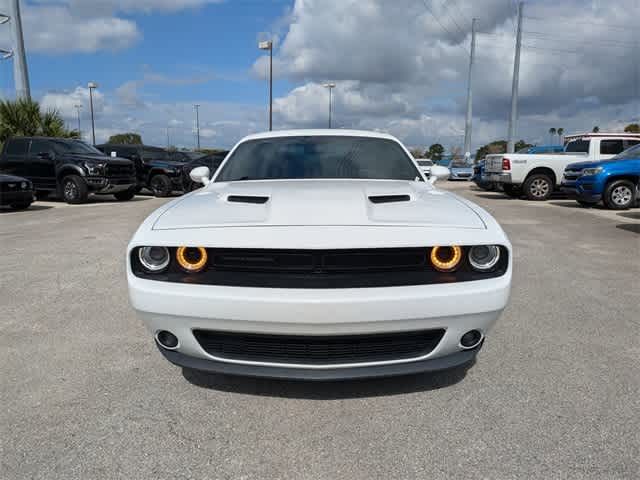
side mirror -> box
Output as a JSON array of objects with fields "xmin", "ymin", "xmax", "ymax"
[
  {"xmin": 428, "ymin": 165, "xmax": 450, "ymax": 185},
  {"xmin": 37, "ymin": 152, "xmax": 53, "ymax": 160},
  {"xmin": 190, "ymin": 166, "xmax": 211, "ymax": 186}
]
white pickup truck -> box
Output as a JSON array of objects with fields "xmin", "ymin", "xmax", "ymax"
[{"xmin": 483, "ymin": 133, "xmax": 640, "ymax": 200}]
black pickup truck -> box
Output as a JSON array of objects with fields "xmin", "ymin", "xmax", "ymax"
[
  {"xmin": 0, "ymin": 137, "xmax": 136, "ymax": 204},
  {"xmin": 97, "ymin": 144, "xmax": 185, "ymax": 197}
]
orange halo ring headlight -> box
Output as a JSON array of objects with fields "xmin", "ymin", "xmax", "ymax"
[
  {"xmin": 430, "ymin": 245, "xmax": 463, "ymax": 272},
  {"xmin": 176, "ymin": 246, "xmax": 208, "ymax": 272}
]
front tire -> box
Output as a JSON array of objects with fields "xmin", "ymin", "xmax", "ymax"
[
  {"xmin": 114, "ymin": 188, "xmax": 136, "ymax": 201},
  {"xmin": 149, "ymin": 174, "xmax": 172, "ymax": 197},
  {"xmin": 603, "ymin": 180, "xmax": 636, "ymax": 210},
  {"xmin": 61, "ymin": 175, "xmax": 88, "ymax": 204},
  {"xmin": 523, "ymin": 173, "xmax": 553, "ymax": 201},
  {"xmin": 503, "ymin": 184, "xmax": 522, "ymax": 198}
]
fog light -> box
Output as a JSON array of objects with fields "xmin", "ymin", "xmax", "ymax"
[
  {"xmin": 469, "ymin": 245, "xmax": 500, "ymax": 271},
  {"xmin": 430, "ymin": 245, "xmax": 462, "ymax": 272},
  {"xmin": 138, "ymin": 246, "xmax": 170, "ymax": 272},
  {"xmin": 176, "ymin": 246, "xmax": 208, "ymax": 272},
  {"xmin": 156, "ymin": 330, "xmax": 179, "ymax": 349},
  {"xmin": 460, "ymin": 330, "xmax": 482, "ymax": 349}
]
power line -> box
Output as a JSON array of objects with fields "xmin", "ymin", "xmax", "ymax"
[
  {"xmin": 523, "ymin": 15, "xmax": 635, "ymax": 31},
  {"xmin": 522, "ymin": 44, "xmax": 630, "ymax": 58},
  {"xmin": 523, "ymin": 30, "xmax": 637, "ymax": 47},
  {"xmin": 418, "ymin": 0, "xmax": 470, "ymax": 54},
  {"xmin": 439, "ymin": 0, "xmax": 466, "ymax": 37}
]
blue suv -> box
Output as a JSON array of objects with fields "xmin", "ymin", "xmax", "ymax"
[{"xmin": 562, "ymin": 144, "xmax": 640, "ymax": 209}]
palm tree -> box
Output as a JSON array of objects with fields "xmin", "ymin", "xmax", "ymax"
[
  {"xmin": 592, "ymin": 126, "xmax": 600, "ymax": 133},
  {"xmin": 0, "ymin": 98, "xmax": 78, "ymax": 143},
  {"xmin": 556, "ymin": 128, "xmax": 564, "ymax": 145},
  {"xmin": 548, "ymin": 127, "xmax": 556, "ymax": 144}
]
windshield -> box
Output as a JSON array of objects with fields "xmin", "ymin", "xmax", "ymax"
[
  {"xmin": 417, "ymin": 160, "xmax": 433, "ymax": 167},
  {"xmin": 215, "ymin": 136, "xmax": 422, "ymax": 182},
  {"xmin": 612, "ymin": 144, "xmax": 640, "ymax": 160},
  {"xmin": 52, "ymin": 140, "xmax": 103, "ymax": 155}
]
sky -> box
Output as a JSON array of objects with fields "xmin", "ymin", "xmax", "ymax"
[{"xmin": 0, "ymin": 0, "xmax": 637, "ymax": 152}]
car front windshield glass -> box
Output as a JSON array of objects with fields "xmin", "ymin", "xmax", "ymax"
[
  {"xmin": 612, "ymin": 144, "xmax": 640, "ymax": 160},
  {"xmin": 215, "ymin": 136, "xmax": 422, "ymax": 182},
  {"xmin": 52, "ymin": 140, "xmax": 103, "ymax": 155}
]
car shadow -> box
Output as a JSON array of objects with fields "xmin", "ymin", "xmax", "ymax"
[
  {"xmin": 616, "ymin": 224, "xmax": 640, "ymax": 234},
  {"xmin": 472, "ymin": 193, "xmax": 516, "ymax": 200},
  {"xmin": 181, "ymin": 362, "xmax": 473, "ymax": 399},
  {"xmin": 42, "ymin": 195, "xmax": 156, "ymax": 205},
  {"xmin": 617, "ymin": 211, "xmax": 640, "ymax": 220},
  {"xmin": 0, "ymin": 204, "xmax": 54, "ymax": 214},
  {"xmin": 548, "ymin": 200, "xmax": 605, "ymax": 210}
]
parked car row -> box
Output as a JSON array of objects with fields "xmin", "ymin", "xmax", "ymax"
[
  {"xmin": 479, "ymin": 132, "xmax": 640, "ymax": 209},
  {"xmin": 0, "ymin": 136, "xmax": 229, "ymax": 207}
]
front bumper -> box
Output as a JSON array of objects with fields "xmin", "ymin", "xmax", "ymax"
[
  {"xmin": 0, "ymin": 190, "xmax": 34, "ymax": 205},
  {"xmin": 128, "ymin": 270, "xmax": 511, "ymax": 378},
  {"xmin": 449, "ymin": 171, "xmax": 473, "ymax": 181},
  {"xmin": 86, "ymin": 176, "xmax": 137, "ymax": 194},
  {"xmin": 560, "ymin": 181, "xmax": 602, "ymax": 203},
  {"xmin": 158, "ymin": 340, "xmax": 482, "ymax": 380}
]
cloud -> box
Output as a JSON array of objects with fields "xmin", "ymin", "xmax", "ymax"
[
  {"xmin": 41, "ymin": 86, "xmax": 104, "ymax": 117},
  {"xmin": 0, "ymin": 1, "xmax": 140, "ymax": 53},
  {"xmin": 255, "ymin": 0, "xmax": 640, "ymax": 150},
  {"xmin": 0, "ymin": 0, "xmax": 224, "ymax": 54}
]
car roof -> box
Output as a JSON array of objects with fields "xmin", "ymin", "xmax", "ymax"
[{"xmin": 238, "ymin": 129, "xmax": 400, "ymax": 143}]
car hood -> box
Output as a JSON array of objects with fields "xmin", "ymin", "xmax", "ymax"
[
  {"xmin": 566, "ymin": 160, "xmax": 604, "ymax": 170},
  {"xmin": 450, "ymin": 166, "xmax": 473, "ymax": 172},
  {"xmin": 68, "ymin": 154, "xmax": 132, "ymax": 166},
  {"xmin": 152, "ymin": 180, "xmax": 486, "ymax": 230},
  {"xmin": 0, "ymin": 173, "xmax": 29, "ymax": 182}
]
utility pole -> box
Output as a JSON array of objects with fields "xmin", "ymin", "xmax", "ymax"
[
  {"xmin": 507, "ymin": 2, "xmax": 524, "ymax": 153},
  {"xmin": 9, "ymin": 0, "xmax": 30, "ymax": 99},
  {"xmin": 194, "ymin": 104, "xmax": 201, "ymax": 150},
  {"xmin": 323, "ymin": 83, "xmax": 335, "ymax": 128},
  {"xmin": 166, "ymin": 126, "xmax": 170, "ymax": 149},
  {"xmin": 463, "ymin": 18, "xmax": 476, "ymax": 160},
  {"xmin": 74, "ymin": 104, "xmax": 82, "ymax": 139},
  {"xmin": 88, "ymin": 82, "xmax": 98, "ymax": 145},
  {"xmin": 258, "ymin": 40, "xmax": 273, "ymax": 131}
]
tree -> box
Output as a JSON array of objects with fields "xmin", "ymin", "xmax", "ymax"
[
  {"xmin": 592, "ymin": 126, "xmax": 600, "ymax": 133},
  {"xmin": 548, "ymin": 127, "xmax": 556, "ymax": 144},
  {"xmin": 557, "ymin": 127, "xmax": 564, "ymax": 144},
  {"xmin": 427, "ymin": 143, "xmax": 444, "ymax": 161},
  {"xmin": 0, "ymin": 98, "xmax": 78, "ymax": 143},
  {"xmin": 624, "ymin": 123, "xmax": 639, "ymax": 133},
  {"xmin": 515, "ymin": 140, "xmax": 532, "ymax": 152},
  {"xmin": 409, "ymin": 147, "xmax": 424, "ymax": 158},
  {"xmin": 108, "ymin": 132, "xmax": 142, "ymax": 145}
]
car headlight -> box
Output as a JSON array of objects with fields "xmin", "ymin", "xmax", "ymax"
[
  {"xmin": 138, "ymin": 246, "xmax": 170, "ymax": 272},
  {"xmin": 468, "ymin": 245, "xmax": 501, "ymax": 271},
  {"xmin": 430, "ymin": 245, "xmax": 462, "ymax": 272},
  {"xmin": 85, "ymin": 162, "xmax": 106, "ymax": 176},
  {"xmin": 176, "ymin": 246, "xmax": 208, "ymax": 272},
  {"xmin": 581, "ymin": 167, "xmax": 602, "ymax": 176}
]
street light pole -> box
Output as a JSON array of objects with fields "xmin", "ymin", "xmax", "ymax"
[
  {"xmin": 463, "ymin": 18, "xmax": 476, "ymax": 160},
  {"xmin": 74, "ymin": 104, "xmax": 82, "ymax": 139},
  {"xmin": 258, "ymin": 40, "xmax": 273, "ymax": 131},
  {"xmin": 323, "ymin": 83, "xmax": 335, "ymax": 128},
  {"xmin": 88, "ymin": 82, "xmax": 98, "ymax": 145},
  {"xmin": 194, "ymin": 104, "xmax": 201, "ymax": 150}
]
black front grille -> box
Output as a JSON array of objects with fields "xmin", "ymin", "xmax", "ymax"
[
  {"xmin": 211, "ymin": 248, "xmax": 427, "ymax": 273},
  {"xmin": 193, "ymin": 329, "xmax": 445, "ymax": 365},
  {"xmin": 131, "ymin": 246, "xmax": 509, "ymax": 288},
  {"xmin": 563, "ymin": 170, "xmax": 581, "ymax": 180},
  {"xmin": 106, "ymin": 163, "xmax": 134, "ymax": 177}
]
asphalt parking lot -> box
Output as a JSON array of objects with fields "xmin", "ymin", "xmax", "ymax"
[{"xmin": 1, "ymin": 184, "xmax": 639, "ymax": 480}]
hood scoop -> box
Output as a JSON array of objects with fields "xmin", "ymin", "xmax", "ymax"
[
  {"xmin": 227, "ymin": 195, "xmax": 270, "ymax": 204},
  {"xmin": 368, "ymin": 194, "xmax": 410, "ymax": 204}
]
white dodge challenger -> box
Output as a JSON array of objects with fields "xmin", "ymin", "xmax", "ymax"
[{"xmin": 127, "ymin": 130, "xmax": 512, "ymax": 380}]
